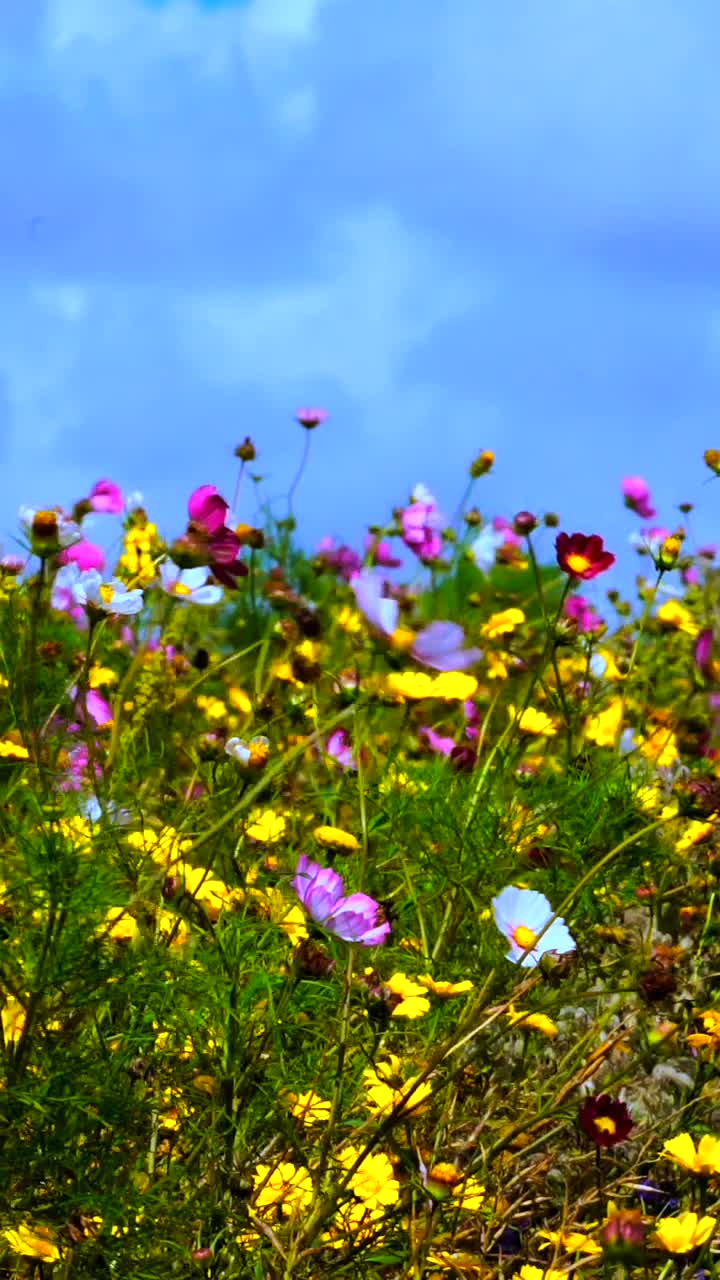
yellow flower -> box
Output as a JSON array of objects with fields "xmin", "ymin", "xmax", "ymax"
[
  {"xmin": 486, "ymin": 651, "xmax": 510, "ymax": 680},
  {"xmin": 363, "ymin": 1056, "xmax": 432, "ymax": 1117},
  {"xmin": 418, "ymin": 975, "xmax": 474, "ymax": 997},
  {"xmin": 509, "ymin": 705, "xmax": 556, "ymax": 736},
  {"xmin": 253, "ymin": 1161, "xmax": 314, "ymax": 1218},
  {"xmin": 378, "ymin": 765, "xmax": 429, "ymax": 795},
  {"xmin": 657, "ymin": 600, "xmax": 699, "ymax": 636},
  {"xmin": 196, "ymin": 694, "xmax": 227, "ymax": 722},
  {"xmin": 482, "ymin": 607, "xmax": 525, "ymax": 639},
  {"xmin": 639, "ymin": 727, "xmax": 679, "ymax": 769},
  {"xmin": 0, "ymin": 739, "xmax": 29, "ymax": 760},
  {"xmin": 662, "ymin": 1132, "xmax": 720, "ymax": 1175},
  {"xmin": 596, "ymin": 648, "xmax": 623, "ymax": 681},
  {"xmin": 336, "ymin": 606, "xmax": 363, "ymax": 633},
  {"xmin": 432, "ymin": 672, "xmax": 478, "ymax": 700},
  {"xmin": 263, "ymin": 887, "xmax": 309, "ymax": 945},
  {"xmin": 517, "ymin": 1267, "xmax": 568, "ymax": 1280},
  {"xmin": 228, "ymin": 686, "xmax": 252, "ymax": 715},
  {"xmin": 676, "ymin": 819, "xmax": 716, "ymax": 854},
  {"xmin": 452, "ymin": 1177, "xmax": 485, "ymax": 1212},
  {"xmin": 537, "ymin": 1228, "xmax": 602, "ymax": 1255},
  {"xmin": 246, "ymin": 809, "xmax": 287, "ymax": 843},
  {"xmin": 89, "ymin": 664, "xmax": 117, "ymax": 688},
  {"xmin": 339, "ymin": 1148, "xmax": 400, "ymax": 1210},
  {"xmin": 507, "ymin": 1007, "xmax": 558, "ymax": 1038},
  {"xmin": 102, "ymin": 907, "xmax": 138, "ymax": 942},
  {"xmin": 1, "ymin": 995, "xmax": 26, "ymax": 1045},
  {"xmin": 314, "ymin": 825, "xmax": 360, "ymax": 852},
  {"xmin": 2, "ymin": 1224, "xmax": 61, "ymax": 1262},
  {"xmin": 688, "ymin": 1009, "xmax": 720, "ymax": 1050},
  {"xmin": 654, "ymin": 1211, "xmax": 716, "ymax": 1255},
  {"xmin": 286, "ymin": 1090, "xmax": 331, "ymax": 1126},
  {"xmin": 386, "ymin": 973, "xmax": 431, "ymax": 1019},
  {"xmin": 384, "ymin": 671, "xmax": 438, "ymax": 700},
  {"xmin": 585, "ymin": 699, "xmax": 624, "ymax": 748}
]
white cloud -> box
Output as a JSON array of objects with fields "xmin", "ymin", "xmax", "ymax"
[
  {"xmin": 41, "ymin": 0, "xmax": 336, "ymax": 107},
  {"xmin": 175, "ymin": 205, "xmax": 480, "ymax": 401}
]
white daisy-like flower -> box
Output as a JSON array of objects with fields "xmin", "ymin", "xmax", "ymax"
[
  {"xmin": 491, "ymin": 886, "xmax": 575, "ymax": 967},
  {"xmin": 160, "ymin": 562, "xmax": 223, "ymax": 605},
  {"xmin": 60, "ymin": 564, "xmax": 144, "ymax": 616}
]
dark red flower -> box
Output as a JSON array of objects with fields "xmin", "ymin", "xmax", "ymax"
[
  {"xmin": 556, "ymin": 532, "xmax": 616, "ymax": 581},
  {"xmin": 579, "ymin": 1094, "xmax": 633, "ymax": 1147}
]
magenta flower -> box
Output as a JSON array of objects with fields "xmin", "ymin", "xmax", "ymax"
[
  {"xmin": 296, "ymin": 407, "xmax": 329, "ymax": 430},
  {"xmin": 188, "ymin": 484, "xmax": 229, "ymax": 535},
  {"xmin": 365, "ymin": 534, "xmax": 402, "ymax": 568},
  {"xmin": 89, "ymin": 479, "xmax": 124, "ymax": 515},
  {"xmin": 58, "ymin": 540, "xmax": 105, "ymax": 572},
  {"xmin": 293, "ymin": 855, "xmax": 390, "ymax": 946},
  {"xmin": 316, "ymin": 537, "xmax": 362, "ymax": 582},
  {"xmin": 564, "ymin": 594, "xmax": 604, "ymax": 634},
  {"xmin": 326, "ymin": 729, "xmax": 357, "ymax": 770},
  {"xmin": 420, "ymin": 726, "xmax": 456, "ymax": 756},
  {"xmin": 185, "ymin": 486, "xmax": 247, "ymax": 587},
  {"xmin": 401, "ymin": 495, "xmax": 444, "ymax": 563},
  {"xmin": 696, "ymin": 629, "xmax": 715, "ymax": 680},
  {"xmin": 622, "ymin": 476, "xmax": 656, "ymax": 520}
]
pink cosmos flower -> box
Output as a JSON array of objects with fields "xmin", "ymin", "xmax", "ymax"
[
  {"xmin": 326, "ymin": 729, "xmax": 357, "ymax": 770},
  {"xmin": 89, "ymin": 479, "xmax": 124, "ymax": 515},
  {"xmin": 622, "ymin": 476, "xmax": 656, "ymax": 520},
  {"xmin": 351, "ymin": 570, "xmax": 482, "ymax": 671},
  {"xmin": 564, "ymin": 595, "xmax": 604, "ymax": 634},
  {"xmin": 696, "ymin": 629, "xmax": 715, "ymax": 680},
  {"xmin": 296, "ymin": 407, "xmax": 329, "ymax": 430},
  {"xmin": 293, "ymin": 855, "xmax": 390, "ymax": 946},
  {"xmin": 185, "ymin": 486, "xmax": 247, "ymax": 587},
  {"xmin": 401, "ymin": 494, "xmax": 444, "ymax": 563},
  {"xmin": 316, "ymin": 537, "xmax": 362, "ymax": 582},
  {"xmin": 365, "ymin": 534, "xmax": 402, "ymax": 568},
  {"xmin": 58, "ymin": 540, "xmax": 105, "ymax": 573},
  {"xmin": 420, "ymin": 726, "xmax": 456, "ymax": 756},
  {"xmin": 188, "ymin": 484, "xmax": 229, "ymax": 535}
]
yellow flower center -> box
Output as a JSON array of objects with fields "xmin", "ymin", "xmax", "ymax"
[
  {"xmin": 512, "ymin": 925, "xmax": 537, "ymax": 950},
  {"xmin": 594, "ymin": 1116, "xmax": 617, "ymax": 1135},
  {"xmin": 99, "ymin": 584, "xmax": 115, "ymax": 606},
  {"xmin": 566, "ymin": 552, "xmax": 591, "ymax": 574},
  {"xmin": 173, "ymin": 581, "xmax": 192, "ymax": 596}
]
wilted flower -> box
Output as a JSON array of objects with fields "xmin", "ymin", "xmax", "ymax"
[
  {"xmin": 491, "ymin": 886, "xmax": 575, "ymax": 967},
  {"xmin": 556, "ymin": 532, "xmax": 616, "ymax": 580},
  {"xmin": 579, "ymin": 1094, "xmax": 633, "ymax": 1147},
  {"xmin": 293, "ymin": 855, "xmax": 390, "ymax": 946}
]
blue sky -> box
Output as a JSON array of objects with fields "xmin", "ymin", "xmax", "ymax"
[{"xmin": 2, "ymin": 0, "xmax": 720, "ymax": 592}]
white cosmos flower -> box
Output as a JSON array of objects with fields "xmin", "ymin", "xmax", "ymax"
[
  {"xmin": 160, "ymin": 562, "xmax": 223, "ymax": 605},
  {"xmin": 491, "ymin": 886, "xmax": 575, "ymax": 967},
  {"xmin": 63, "ymin": 564, "xmax": 144, "ymax": 615}
]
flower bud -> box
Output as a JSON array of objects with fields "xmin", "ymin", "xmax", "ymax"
[
  {"xmin": 464, "ymin": 507, "xmax": 482, "ymax": 527},
  {"xmin": 513, "ymin": 511, "xmax": 538, "ymax": 536},
  {"xmin": 654, "ymin": 529, "xmax": 685, "ymax": 572},
  {"xmin": 296, "ymin": 407, "xmax": 329, "ymax": 430},
  {"xmin": 235, "ymin": 435, "xmax": 256, "ymax": 461},
  {"xmin": 470, "ymin": 449, "xmax": 494, "ymax": 478},
  {"xmin": 704, "ymin": 449, "xmax": 720, "ymax": 475},
  {"xmin": 602, "ymin": 1208, "xmax": 645, "ymax": 1251},
  {"xmin": 543, "ymin": 512, "xmax": 560, "ymax": 527},
  {"xmin": 235, "ymin": 523, "xmax": 265, "ymax": 550}
]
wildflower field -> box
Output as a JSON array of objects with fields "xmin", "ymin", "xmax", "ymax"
[{"xmin": 5, "ymin": 422, "xmax": 720, "ymax": 1279}]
